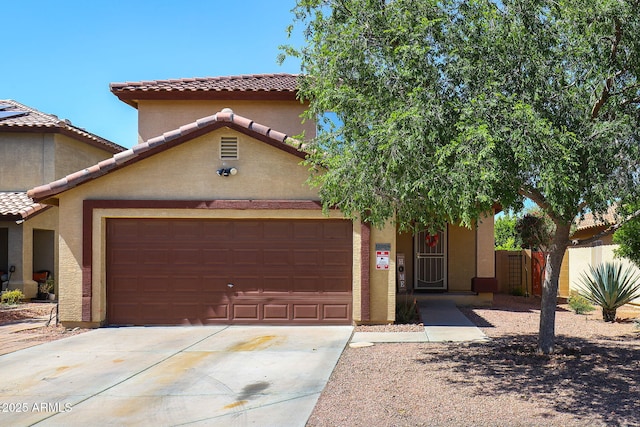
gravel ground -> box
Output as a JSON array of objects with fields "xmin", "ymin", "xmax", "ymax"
[
  {"xmin": 0, "ymin": 302, "xmax": 89, "ymax": 341},
  {"xmin": 309, "ymin": 295, "xmax": 640, "ymax": 427}
]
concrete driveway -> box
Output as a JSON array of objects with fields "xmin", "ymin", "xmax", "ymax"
[{"xmin": 0, "ymin": 325, "xmax": 352, "ymax": 426}]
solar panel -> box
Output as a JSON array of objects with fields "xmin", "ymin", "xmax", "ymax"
[
  {"xmin": 0, "ymin": 111, "xmax": 27, "ymax": 120},
  {"xmin": 0, "ymin": 103, "xmax": 14, "ymax": 110}
]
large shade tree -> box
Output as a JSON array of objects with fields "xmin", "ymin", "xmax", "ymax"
[{"xmin": 283, "ymin": 0, "xmax": 640, "ymax": 354}]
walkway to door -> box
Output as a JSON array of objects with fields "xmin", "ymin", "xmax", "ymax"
[{"xmin": 350, "ymin": 300, "xmax": 488, "ymax": 344}]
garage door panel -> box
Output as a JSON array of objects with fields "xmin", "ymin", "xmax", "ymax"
[
  {"xmin": 324, "ymin": 304, "xmax": 350, "ymax": 319},
  {"xmin": 263, "ymin": 304, "xmax": 289, "ymax": 320},
  {"xmin": 323, "ymin": 222, "xmax": 352, "ymax": 239},
  {"xmin": 202, "ymin": 249, "xmax": 231, "ymax": 265},
  {"xmin": 233, "ymin": 304, "xmax": 259, "ymax": 320},
  {"xmin": 263, "ymin": 249, "xmax": 290, "ymax": 265},
  {"xmin": 293, "ymin": 222, "xmax": 322, "ymax": 239},
  {"xmin": 262, "ymin": 276, "xmax": 291, "ymax": 293},
  {"xmin": 263, "ymin": 222, "xmax": 292, "ymax": 240},
  {"xmin": 139, "ymin": 221, "xmax": 172, "ymax": 240},
  {"xmin": 293, "ymin": 304, "xmax": 320, "ymax": 320},
  {"xmin": 322, "ymin": 276, "xmax": 352, "ymax": 292},
  {"xmin": 293, "ymin": 250, "xmax": 319, "ymax": 265},
  {"xmin": 324, "ymin": 249, "xmax": 352, "ymax": 266},
  {"xmin": 107, "ymin": 218, "xmax": 352, "ymax": 325},
  {"xmin": 233, "ymin": 221, "xmax": 262, "ymax": 240},
  {"xmin": 203, "ymin": 304, "xmax": 230, "ymax": 320},
  {"xmin": 140, "ymin": 249, "xmax": 170, "ymax": 265},
  {"xmin": 171, "ymin": 249, "xmax": 202, "ymax": 265},
  {"xmin": 201, "ymin": 221, "xmax": 234, "ymax": 239},
  {"xmin": 233, "ymin": 249, "xmax": 261, "ymax": 265},
  {"xmin": 138, "ymin": 276, "xmax": 171, "ymax": 292}
]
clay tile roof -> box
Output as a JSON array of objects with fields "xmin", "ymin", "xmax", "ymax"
[
  {"xmin": 0, "ymin": 192, "xmax": 50, "ymax": 221},
  {"xmin": 110, "ymin": 74, "xmax": 301, "ymax": 107},
  {"xmin": 575, "ymin": 205, "xmax": 619, "ymax": 231},
  {"xmin": 28, "ymin": 109, "xmax": 306, "ymax": 202},
  {"xmin": 0, "ymin": 100, "xmax": 126, "ymax": 154}
]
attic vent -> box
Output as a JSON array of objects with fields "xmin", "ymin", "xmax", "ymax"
[{"xmin": 220, "ymin": 136, "xmax": 238, "ymax": 160}]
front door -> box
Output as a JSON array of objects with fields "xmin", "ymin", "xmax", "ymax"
[{"xmin": 415, "ymin": 228, "xmax": 447, "ymax": 291}]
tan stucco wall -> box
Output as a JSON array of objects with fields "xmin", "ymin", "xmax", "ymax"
[
  {"xmin": 369, "ymin": 223, "xmax": 397, "ymax": 322},
  {"xmin": 0, "ymin": 133, "xmax": 52, "ymax": 190},
  {"xmin": 80, "ymin": 128, "xmax": 317, "ymax": 201},
  {"xmin": 568, "ymin": 244, "xmax": 640, "ymax": 304},
  {"xmin": 136, "ymin": 100, "xmax": 315, "ymax": 144},
  {"xmin": 54, "ymin": 134, "xmax": 117, "ymax": 179},
  {"xmin": 395, "ymin": 229, "xmax": 414, "ymax": 290},
  {"xmin": 54, "ymin": 128, "xmax": 378, "ymax": 324},
  {"xmin": 448, "ymin": 224, "xmax": 476, "ymax": 291},
  {"xmin": 558, "ymin": 250, "xmax": 570, "ymax": 297},
  {"xmin": 476, "ymin": 215, "xmax": 495, "ymax": 277},
  {"xmin": 0, "ymin": 133, "xmax": 115, "ymax": 191}
]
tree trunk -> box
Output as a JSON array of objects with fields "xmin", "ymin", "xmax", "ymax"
[{"xmin": 537, "ymin": 223, "xmax": 571, "ymax": 354}]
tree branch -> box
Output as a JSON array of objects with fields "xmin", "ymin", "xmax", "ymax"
[
  {"xmin": 591, "ymin": 17, "xmax": 622, "ymax": 119},
  {"xmin": 518, "ymin": 186, "xmax": 556, "ymax": 218}
]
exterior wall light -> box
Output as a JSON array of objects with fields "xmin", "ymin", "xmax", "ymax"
[{"xmin": 217, "ymin": 167, "xmax": 238, "ymax": 177}]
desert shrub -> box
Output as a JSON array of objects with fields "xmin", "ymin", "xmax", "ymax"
[
  {"xmin": 567, "ymin": 294, "xmax": 595, "ymax": 314},
  {"xmin": 1, "ymin": 289, "xmax": 25, "ymax": 305},
  {"xmin": 577, "ymin": 262, "xmax": 640, "ymax": 322},
  {"xmin": 510, "ymin": 287, "xmax": 525, "ymax": 297},
  {"xmin": 396, "ymin": 294, "xmax": 419, "ymax": 324}
]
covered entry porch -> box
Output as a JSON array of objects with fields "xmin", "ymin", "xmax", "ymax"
[{"xmin": 395, "ymin": 219, "xmax": 497, "ymax": 307}]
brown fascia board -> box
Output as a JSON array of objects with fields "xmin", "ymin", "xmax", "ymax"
[
  {"xmin": 112, "ymin": 90, "xmax": 300, "ymax": 109},
  {"xmin": 28, "ymin": 115, "xmax": 308, "ymax": 202},
  {"xmin": 0, "ymin": 204, "xmax": 52, "ymax": 223}
]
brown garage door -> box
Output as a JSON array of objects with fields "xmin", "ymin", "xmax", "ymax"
[{"xmin": 106, "ymin": 218, "xmax": 352, "ymax": 325}]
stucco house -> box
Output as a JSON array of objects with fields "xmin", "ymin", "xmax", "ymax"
[
  {"xmin": 28, "ymin": 74, "xmax": 497, "ymax": 327},
  {"xmin": 564, "ymin": 207, "xmax": 640, "ymax": 305},
  {"xmin": 0, "ymin": 100, "xmax": 125, "ymax": 298}
]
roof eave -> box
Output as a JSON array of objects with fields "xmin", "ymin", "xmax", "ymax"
[{"xmin": 111, "ymin": 90, "xmax": 300, "ymax": 109}]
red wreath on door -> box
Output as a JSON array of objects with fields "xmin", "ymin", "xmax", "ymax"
[{"xmin": 425, "ymin": 233, "xmax": 439, "ymax": 248}]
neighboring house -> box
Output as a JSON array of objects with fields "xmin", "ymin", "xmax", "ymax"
[
  {"xmin": 564, "ymin": 207, "xmax": 640, "ymax": 304},
  {"xmin": 28, "ymin": 74, "xmax": 497, "ymax": 327},
  {"xmin": 0, "ymin": 100, "xmax": 125, "ymax": 298}
]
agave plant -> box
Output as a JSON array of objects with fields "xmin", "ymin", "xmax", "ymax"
[{"xmin": 577, "ymin": 262, "xmax": 640, "ymax": 322}]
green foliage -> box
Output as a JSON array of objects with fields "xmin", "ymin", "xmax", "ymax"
[
  {"xmin": 614, "ymin": 202, "xmax": 640, "ymax": 268},
  {"xmin": 495, "ymin": 213, "xmax": 522, "ymax": 250},
  {"xmin": 577, "ymin": 262, "xmax": 640, "ymax": 322},
  {"xmin": 395, "ymin": 294, "xmax": 419, "ymax": 324},
  {"xmin": 1, "ymin": 290, "xmax": 25, "ymax": 305},
  {"xmin": 38, "ymin": 278, "xmax": 54, "ymax": 295},
  {"xmin": 510, "ymin": 287, "xmax": 525, "ymax": 297},
  {"xmin": 285, "ymin": 0, "xmax": 640, "ymax": 352},
  {"xmin": 567, "ymin": 294, "xmax": 595, "ymax": 315}
]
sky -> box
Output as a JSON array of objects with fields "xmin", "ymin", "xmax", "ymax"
[{"xmin": 1, "ymin": 0, "xmax": 303, "ymax": 148}]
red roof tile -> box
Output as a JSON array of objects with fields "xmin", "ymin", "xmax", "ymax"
[
  {"xmin": 110, "ymin": 74, "xmax": 301, "ymax": 107},
  {"xmin": 0, "ymin": 192, "xmax": 50, "ymax": 221},
  {"xmin": 0, "ymin": 100, "xmax": 126, "ymax": 154},
  {"xmin": 575, "ymin": 205, "xmax": 619, "ymax": 231},
  {"xmin": 28, "ymin": 108, "xmax": 306, "ymax": 202}
]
